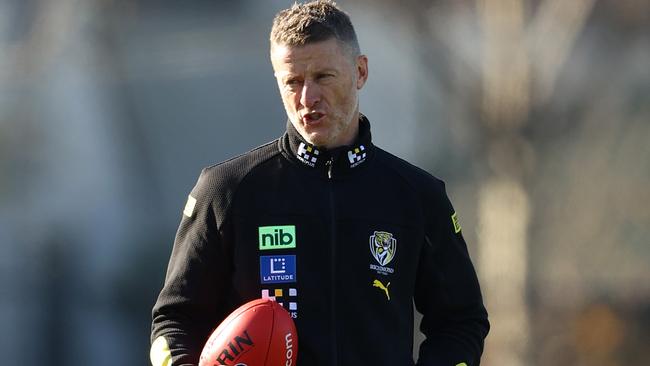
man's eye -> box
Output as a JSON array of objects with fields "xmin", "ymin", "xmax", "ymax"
[
  {"xmin": 317, "ymin": 74, "xmax": 334, "ymax": 81},
  {"xmin": 286, "ymin": 79, "xmax": 301, "ymax": 86}
]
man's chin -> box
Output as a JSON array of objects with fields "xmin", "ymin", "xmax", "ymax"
[
  {"xmin": 305, "ymin": 135, "xmax": 328, "ymax": 148},
  {"xmin": 302, "ymin": 129, "xmax": 330, "ymax": 147}
]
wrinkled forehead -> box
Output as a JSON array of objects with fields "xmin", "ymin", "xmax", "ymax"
[
  {"xmin": 271, "ymin": 39, "xmax": 352, "ymax": 75},
  {"xmin": 271, "ymin": 38, "xmax": 348, "ymax": 60}
]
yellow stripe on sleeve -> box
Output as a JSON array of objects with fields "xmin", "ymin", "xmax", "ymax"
[{"xmin": 150, "ymin": 336, "xmax": 172, "ymax": 366}]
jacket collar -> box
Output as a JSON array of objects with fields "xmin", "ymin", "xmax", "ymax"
[{"xmin": 280, "ymin": 114, "xmax": 374, "ymax": 177}]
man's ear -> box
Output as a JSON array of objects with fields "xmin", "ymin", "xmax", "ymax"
[{"xmin": 356, "ymin": 55, "xmax": 368, "ymax": 90}]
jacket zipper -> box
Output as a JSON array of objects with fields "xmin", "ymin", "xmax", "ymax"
[{"xmin": 326, "ymin": 158, "xmax": 338, "ymax": 366}]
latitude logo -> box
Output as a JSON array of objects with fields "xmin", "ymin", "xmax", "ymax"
[
  {"xmin": 260, "ymin": 255, "xmax": 297, "ymax": 284},
  {"xmin": 258, "ymin": 225, "xmax": 296, "ymax": 250}
]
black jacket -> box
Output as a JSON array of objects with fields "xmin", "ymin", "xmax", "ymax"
[{"xmin": 151, "ymin": 116, "xmax": 489, "ymax": 366}]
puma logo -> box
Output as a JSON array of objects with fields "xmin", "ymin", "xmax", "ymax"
[{"xmin": 372, "ymin": 279, "xmax": 391, "ymax": 300}]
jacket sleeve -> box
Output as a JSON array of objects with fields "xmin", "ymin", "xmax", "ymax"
[
  {"xmin": 150, "ymin": 169, "xmax": 234, "ymax": 366},
  {"xmin": 414, "ymin": 183, "xmax": 490, "ymax": 366}
]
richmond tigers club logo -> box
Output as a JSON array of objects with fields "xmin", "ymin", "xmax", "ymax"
[{"xmin": 369, "ymin": 231, "xmax": 397, "ymax": 266}]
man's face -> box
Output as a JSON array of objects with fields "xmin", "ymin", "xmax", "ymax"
[{"xmin": 271, "ymin": 38, "xmax": 368, "ymax": 148}]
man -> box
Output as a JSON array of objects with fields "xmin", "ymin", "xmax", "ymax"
[{"xmin": 150, "ymin": 1, "xmax": 489, "ymax": 365}]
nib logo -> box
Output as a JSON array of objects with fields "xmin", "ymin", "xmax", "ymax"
[{"xmin": 258, "ymin": 226, "xmax": 296, "ymax": 250}]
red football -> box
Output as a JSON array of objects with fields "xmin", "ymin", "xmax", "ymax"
[{"xmin": 198, "ymin": 298, "xmax": 298, "ymax": 366}]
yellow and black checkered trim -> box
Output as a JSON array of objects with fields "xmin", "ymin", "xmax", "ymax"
[
  {"xmin": 347, "ymin": 145, "xmax": 367, "ymax": 168},
  {"xmin": 297, "ymin": 142, "xmax": 320, "ymax": 167}
]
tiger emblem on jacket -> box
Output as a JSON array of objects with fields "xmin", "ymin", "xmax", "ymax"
[{"xmin": 369, "ymin": 231, "xmax": 397, "ymax": 266}]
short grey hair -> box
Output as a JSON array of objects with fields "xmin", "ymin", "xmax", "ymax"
[{"xmin": 270, "ymin": 0, "xmax": 360, "ymax": 56}]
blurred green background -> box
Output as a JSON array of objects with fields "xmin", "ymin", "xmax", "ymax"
[{"xmin": 1, "ymin": 0, "xmax": 648, "ymax": 365}]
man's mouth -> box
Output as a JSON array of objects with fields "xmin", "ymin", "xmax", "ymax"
[{"xmin": 302, "ymin": 112, "xmax": 325, "ymax": 125}]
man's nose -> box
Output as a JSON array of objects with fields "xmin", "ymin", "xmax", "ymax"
[{"xmin": 300, "ymin": 80, "xmax": 321, "ymax": 109}]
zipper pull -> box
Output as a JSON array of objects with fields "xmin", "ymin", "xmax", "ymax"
[{"xmin": 326, "ymin": 158, "xmax": 334, "ymax": 179}]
